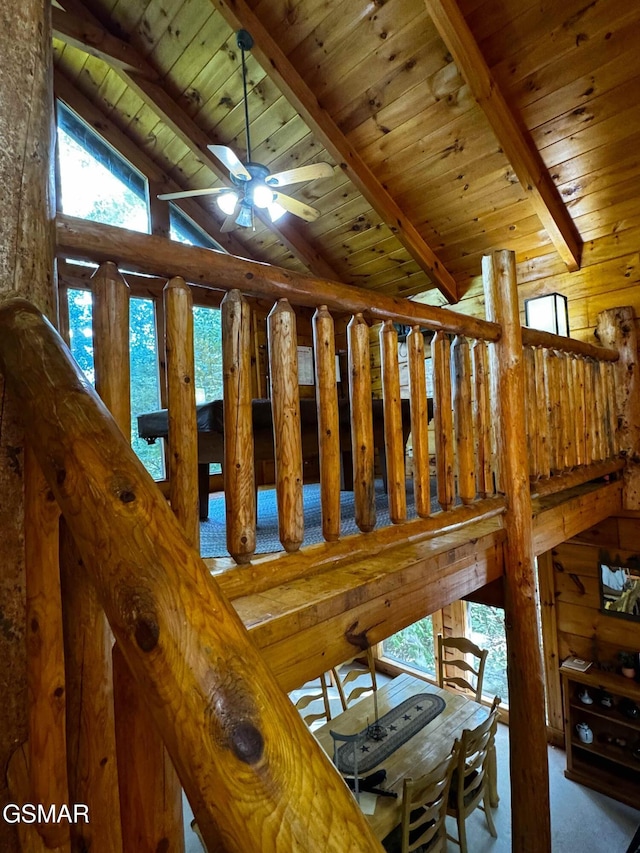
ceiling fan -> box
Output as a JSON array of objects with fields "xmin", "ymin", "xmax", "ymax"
[{"xmin": 158, "ymin": 29, "xmax": 333, "ymax": 231}]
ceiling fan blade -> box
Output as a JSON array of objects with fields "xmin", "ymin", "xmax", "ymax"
[
  {"xmin": 220, "ymin": 211, "xmax": 238, "ymax": 234},
  {"xmin": 207, "ymin": 144, "xmax": 252, "ymax": 181},
  {"xmin": 265, "ymin": 162, "xmax": 334, "ymax": 188},
  {"xmin": 157, "ymin": 187, "xmax": 229, "ymax": 201},
  {"xmin": 272, "ymin": 192, "xmax": 321, "ymax": 222}
]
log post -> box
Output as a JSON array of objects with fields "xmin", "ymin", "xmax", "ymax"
[
  {"xmin": 596, "ymin": 307, "xmax": 640, "ymax": 509},
  {"xmin": 0, "ymin": 4, "xmax": 55, "ymax": 848},
  {"xmin": 313, "ymin": 305, "xmax": 341, "ymax": 541},
  {"xmin": 407, "ymin": 327, "xmax": 430, "ymax": 517},
  {"xmin": 268, "ymin": 298, "xmax": 304, "ymax": 552},
  {"xmin": 483, "ymin": 250, "xmax": 551, "ymax": 853},
  {"xmin": 380, "ymin": 320, "xmax": 406, "ymax": 523},
  {"xmin": 165, "ymin": 277, "xmax": 200, "ymax": 549},
  {"xmin": 0, "ymin": 298, "xmax": 385, "ymax": 853},
  {"xmin": 348, "ymin": 313, "xmax": 376, "ymax": 532},
  {"xmin": 222, "ymin": 290, "xmax": 257, "ymax": 563}
]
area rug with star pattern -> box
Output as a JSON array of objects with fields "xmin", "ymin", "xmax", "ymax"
[{"xmin": 333, "ymin": 693, "xmax": 446, "ymax": 775}]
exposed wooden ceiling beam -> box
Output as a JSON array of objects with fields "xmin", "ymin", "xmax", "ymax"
[
  {"xmin": 54, "ymin": 70, "xmax": 252, "ymax": 259},
  {"xmin": 53, "ymin": 5, "xmax": 342, "ymax": 281},
  {"xmin": 207, "ymin": 0, "xmax": 458, "ymax": 304},
  {"xmin": 52, "ymin": 6, "xmax": 156, "ymax": 79},
  {"xmin": 424, "ymin": 0, "xmax": 583, "ymax": 272}
]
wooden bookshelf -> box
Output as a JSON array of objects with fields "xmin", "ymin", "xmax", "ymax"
[{"xmin": 561, "ymin": 663, "xmax": 640, "ymax": 808}]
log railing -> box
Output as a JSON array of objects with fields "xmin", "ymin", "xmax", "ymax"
[
  {"xmin": 54, "ymin": 215, "xmax": 624, "ymax": 568},
  {"xmin": 520, "ymin": 327, "xmax": 622, "ymax": 497}
]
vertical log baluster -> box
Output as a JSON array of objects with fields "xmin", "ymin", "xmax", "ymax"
[
  {"xmin": 268, "ymin": 299, "xmax": 304, "ymax": 552},
  {"xmin": 432, "ymin": 331, "xmax": 454, "ymax": 511},
  {"xmin": 571, "ymin": 357, "xmax": 584, "ymax": 468},
  {"xmin": 380, "ymin": 320, "xmax": 407, "ymax": 523},
  {"xmin": 93, "ymin": 262, "xmax": 131, "ymax": 432},
  {"xmin": 605, "ymin": 361, "xmax": 618, "ymax": 458},
  {"xmin": 313, "ymin": 305, "xmax": 341, "ymax": 541},
  {"xmin": 559, "ymin": 353, "xmax": 574, "ymax": 470},
  {"xmin": 472, "ymin": 339, "xmax": 492, "ymax": 497},
  {"xmin": 97, "ymin": 265, "xmax": 184, "ymax": 853},
  {"xmin": 165, "ymin": 277, "xmax": 199, "ymax": 550},
  {"xmin": 407, "ymin": 326, "xmax": 430, "ymax": 517},
  {"xmin": 596, "ymin": 360, "xmax": 609, "ymax": 461},
  {"xmin": 523, "ymin": 346, "xmax": 538, "ymax": 480},
  {"xmin": 584, "ymin": 358, "xmax": 595, "ymax": 463},
  {"xmin": 348, "ymin": 313, "xmax": 376, "ymax": 533},
  {"xmin": 25, "ymin": 445, "xmax": 69, "ymax": 851},
  {"xmin": 590, "ymin": 360, "xmax": 602, "ymax": 462},
  {"xmin": 544, "ymin": 349, "xmax": 562, "ymax": 475},
  {"xmin": 222, "ymin": 290, "xmax": 256, "ymax": 564},
  {"xmin": 575, "ymin": 356, "xmax": 587, "ymax": 466},
  {"xmin": 452, "ymin": 335, "xmax": 475, "ymax": 505},
  {"xmin": 533, "ymin": 347, "xmax": 550, "ymax": 479}
]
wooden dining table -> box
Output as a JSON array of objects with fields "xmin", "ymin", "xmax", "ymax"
[{"xmin": 314, "ymin": 672, "xmax": 491, "ymax": 842}]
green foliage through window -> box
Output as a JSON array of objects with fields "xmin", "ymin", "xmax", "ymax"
[{"xmin": 382, "ymin": 616, "xmax": 436, "ymax": 676}]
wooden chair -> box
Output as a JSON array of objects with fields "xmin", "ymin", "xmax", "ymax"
[
  {"xmin": 291, "ymin": 672, "xmax": 333, "ymax": 727},
  {"xmin": 382, "ymin": 743, "xmax": 459, "ymax": 853},
  {"xmin": 446, "ymin": 698, "xmax": 501, "ymax": 853},
  {"xmin": 331, "ymin": 647, "xmax": 378, "ymax": 711},
  {"xmin": 436, "ymin": 634, "xmax": 488, "ymax": 702}
]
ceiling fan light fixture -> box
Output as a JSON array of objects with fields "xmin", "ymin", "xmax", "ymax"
[
  {"xmin": 252, "ymin": 183, "xmax": 274, "ymax": 209},
  {"xmin": 216, "ymin": 190, "xmax": 239, "ymax": 216},
  {"xmin": 235, "ymin": 202, "xmax": 254, "ymax": 228}
]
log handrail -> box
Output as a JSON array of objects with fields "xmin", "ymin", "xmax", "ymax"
[
  {"xmin": 521, "ymin": 326, "xmax": 618, "ymax": 362},
  {"xmin": 56, "ymin": 214, "xmax": 500, "ymax": 341},
  {"xmin": 0, "ymin": 298, "xmax": 384, "ymax": 853}
]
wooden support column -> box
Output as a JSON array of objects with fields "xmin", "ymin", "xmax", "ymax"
[
  {"xmin": 483, "ymin": 250, "xmax": 551, "ymax": 853},
  {"xmin": 0, "ymin": 3, "xmax": 55, "ymax": 848},
  {"xmin": 597, "ymin": 307, "xmax": 640, "ymax": 509}
]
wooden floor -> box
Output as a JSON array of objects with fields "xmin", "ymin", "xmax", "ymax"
[{"xmin": 211, "ymin": 479, "xmax": 621, "ymax": 693}]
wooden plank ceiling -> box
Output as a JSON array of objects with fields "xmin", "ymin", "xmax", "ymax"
[{"xmin": 52, "ymin": 0, "xmax": 640, "ymax": 306}]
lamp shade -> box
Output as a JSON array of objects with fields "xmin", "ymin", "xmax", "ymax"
[{"xmin": 524, "ymin": 292, "xmax": 569, "ymax": 336}]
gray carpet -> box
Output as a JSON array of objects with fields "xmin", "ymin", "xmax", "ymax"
[{"xmin": 200, "ymin": 479, "xmax": 425, "ymax": 558}]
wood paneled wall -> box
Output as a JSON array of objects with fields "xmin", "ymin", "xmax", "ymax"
[{"xmin": 416, "ymin": 229, "xmax": 640, "ymax": 345}]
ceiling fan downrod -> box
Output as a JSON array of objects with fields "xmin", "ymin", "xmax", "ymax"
[{"xmin": 236, "ymin": 29, "xmax": 254, "ymax": 164}]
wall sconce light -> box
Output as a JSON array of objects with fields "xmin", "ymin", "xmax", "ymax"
[{"xmin": 524, "ymin": 292, "xmax": 569, "ymax": 336}]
